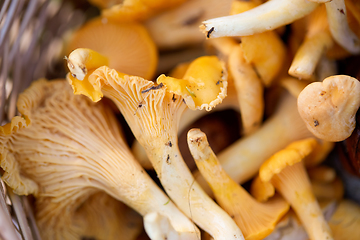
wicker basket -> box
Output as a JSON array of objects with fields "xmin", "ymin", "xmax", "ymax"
[{"xmin": 0, "ymin": 0, "xmax": 87, "ymax": 239}]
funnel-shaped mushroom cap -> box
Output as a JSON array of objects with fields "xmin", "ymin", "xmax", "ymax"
[
  {"xmin": 157, "ymin": 55, "xmax": 228, "ymax": 111},
  {"xmin": 328, "ymin": 200, "xmax": 360, "ymax": 240},
  {"xmin": 297, "ymin": 75, "xmax": 360, "ymax": 142},
  {"xmin": 0, "ymin": 79, "xmax": 198, "ymax": 239},
  {"xmin": 188, "ymin": 128, "xmax": 289, "ymax": 240},
  {"xmin": 68, "ymin": 66, "xmax": 243, "ymax": 240},
  {"xmin": 259, "ymin": 138, "xmax": 334, "ymax": 240},
  {"xmin": 66, "ymin": 17, "xmax": 158, "ymax": 80},
  {"xmin": 260, "ymin": 138, "xmax": 318, "ymax": 182}
]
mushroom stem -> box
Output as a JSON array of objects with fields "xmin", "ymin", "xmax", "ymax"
[
  {"xmin": 87, "ymin": 66, "xmax": 244, "ymax": 240},
  {"xmin": 288, "ymin": 31, "xmax": 333, "ymax": 80},
  {"xmin": 1, "ymin": 79, "xmax": 198, "ymax": 239},
  {"xmin": 268, "ymin": 162, "xmax": 333, "ymax": 240},
  {"xmin": 325, "ymin": 0, "xmax": 360, "ymax": 54},
  {"xmin": 200, "ymin": 0, "xmax": 319, "ymax": 38},
  {"xmin": 144, "ymin": 212, "xmax": 198, "ymax": 240},
  {"xmin": 195, "ymin": 91, "xmax": 313, "ymax": 194},
  {"xmin": 188, "ymin": 128, "xmax": 289, "ymax": 240},
  {"xmin": 228, "ymin": 44, "xmax": 264, "ymax": 135}
]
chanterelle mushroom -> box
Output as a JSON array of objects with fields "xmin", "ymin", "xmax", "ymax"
[
  {"xmin": 66, "ymin": 65, "xmax": 244, "ymax": 240},
  {"xmin": 259, "ymin": 138, "xmax": 334, "ymax": 240},
  {"xmin": 0, "ymin": 79, "xmax": 198, "ymax": 239},
  {"xmin": 65, "ymin": 17, "xmax": 158, "ymax": 80},
  {"xmin": 297, "ymin": 75, "xmax": 360, "ymax": 142},
  {"xmin": 195, "ymin": 91, "xmax": 314, "ymax": 195},
  {"xmin": 188, "ymin": 128, "xmax": 289, "ymax": 240}
]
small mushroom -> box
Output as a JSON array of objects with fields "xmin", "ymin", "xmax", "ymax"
[
  {"xmin": 200, "ymin": 0, "xmax": 319, "ymax": 38},
  {"xmin": 188, "ymin": 128, "xmax": 289, "ymax": 240},
  {"xmin": 297, "ymin": 75, "xmax": 360, "ymax": 142},
  {"xmin": 66, "ymin": 17, "xmax": 158, "ymax": 81},
  {"xmin": 259, "ymin": 138, "xmax": 334, "ymax": 240}
]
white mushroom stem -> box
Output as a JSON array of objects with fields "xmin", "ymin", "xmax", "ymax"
[
  {"xmin": 288, "ymin": 31, "xmax": 333, "ymax": 80},
  {"xmin": 144, "ymin": 212, "xmax": 200, "ymax": 240},
  {"xmin": 200, "ymin": 0, "xmax": 319, "ymax": 38},
  {"xmin": 195, "ymin": 91, "xmax": 314, "ymax": 195},
  {"xmin": 325, "ymin": 0, "xmax": 360, "ymax": 54},
  {"xmin": 91, "ymin": 66, "xmax": 244, "ymax": 240}
]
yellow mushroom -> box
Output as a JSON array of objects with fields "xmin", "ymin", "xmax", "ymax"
[
  {"xmin": 240, "ymin": 31, "xmax": 287, "ymax": 87},
  {"xmin": 228, "ymin": 44, "xmax": 264, "ymax": 135},
  {"xmin": 289, "ymin": 5, "xmax": 333, "ymax": 80},
  {"xmin": 297, "ymin": 75, "xmax": 360, "ymax": 142},
  {"xmin": 65, "ymin": 17, "xmax": 158, "ymax": 81},
  {"xmin": 67, "ymin": 65, "xmax": 244, "ymax": 240},
  {"xmin": 0, "ymin": 79, "xmax": 198, "ymax": 239},
  {"xmin": 250, "ymin": 175, "xmax": 276, "ymax": 203},
  {"xmin": 188, "ymin": 128, "xmax": 289, "ymax": 240},
  {"xmin": 156, "ymin": 55, "xmax": 228, "ymax": 111},
  {"xmin": 195, "ymin": 90, "xmax": 314, "ymax": 195},
  {"xmin": 259, "ymin": 138, "xmax": 334, "ymax": 240}
]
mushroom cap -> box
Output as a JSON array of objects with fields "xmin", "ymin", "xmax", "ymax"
[
  {"xmin": 260, "ymin": 138, "xmax": 318, "ymax": 182},
  {"xmin": 66, "ymin": 17, "xmax": 158, "ymax": 80},
  {"xmin": 156, "ymin": 55, "xmax": 228, "ymax": 111},
  {"xmin": 297, "ymin": 75, "xmax": 360, "ymax": 142}
]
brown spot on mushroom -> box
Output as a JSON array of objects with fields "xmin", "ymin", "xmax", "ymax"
[
  {"xmin": 172, "ymin": 94, "xmax": 177, "ymax": 102},
  {"xmin": 207, "ymin": 27, "xmax": 214, "ymax": 39},
  {"xmin": 81, "ymin": 66, "xmax": 87, "ymax": 74},
  {"xmin": 166, "ymin": 141, "xmax": 173, "ymax": 147},
  {"xmin": 338, "ymin": 8, "xmax": 345, "ymax": 15},
  {"xmin": 320, "ymin": 91, "xmax": 326, "ymax": 96},
  {"xmin": 314, "ymin": 119, "xmax": 319, "ymax": 127},
  {"xmin": 166, "ymin": 154, "xmax": 171, "ymax": 164}
]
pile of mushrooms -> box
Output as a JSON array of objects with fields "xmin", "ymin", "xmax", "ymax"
[{"xmin": 1, "ymin": 0, "xmax": 360, "ymax": 239}]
